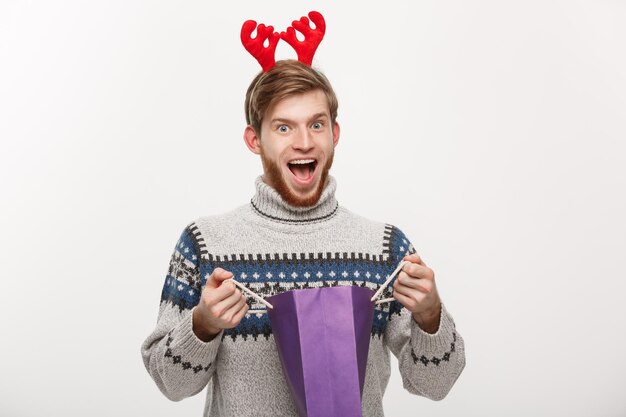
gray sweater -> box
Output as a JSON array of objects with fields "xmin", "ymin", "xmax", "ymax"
[{"xmin": 141, "ymin": 176, "xmax": 465, "ymax": 416}]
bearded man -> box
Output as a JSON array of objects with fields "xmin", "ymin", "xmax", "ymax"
[{"xmin": 141, "ymin": 59, "xmax": 465, "ymax": 416}]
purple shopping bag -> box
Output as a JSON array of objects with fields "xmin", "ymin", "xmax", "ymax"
[{"xmin": 267, "ymin": 286, "xmax": 376, "ymax": 417}]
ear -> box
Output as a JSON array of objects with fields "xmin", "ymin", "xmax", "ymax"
[
  {"xmin": 332, "ymin": 121, "xmax": 340, "ymax": 147},
  {"xmin": 243, "ymin": 126, "xmax": 261, "ymax": 155}
]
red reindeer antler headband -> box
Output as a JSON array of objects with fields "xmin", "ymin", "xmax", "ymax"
[{"xmin": 241, "ymin": 11, "xmax": 326, "ymax": 71}]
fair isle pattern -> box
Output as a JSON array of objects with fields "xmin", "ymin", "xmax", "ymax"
[
  {"xmin": 188, "ymin": 223, "xmax": 208, "ymax": 261},
  {"xmin": 164, "ymin": 332, "xmax": 212, "ymax": 373},
  {"xmin": 163, "ymin": 222, "xmax": 414, "ymax": 339},
  {"xmin": 411, "ymin": 332, "xmax": 458, "ymax": 367},
  {"xmin": 162, "ymin": 226, "xmax": 202, "ymax": 312}
]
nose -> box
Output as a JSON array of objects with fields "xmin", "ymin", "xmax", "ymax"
[{"xmin": 292, "ymin": 128, "xmax": 314, "ymax": 152}]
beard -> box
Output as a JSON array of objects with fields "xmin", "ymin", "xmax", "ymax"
[{"xmin": 259, "ymin": 150, "xmax": 334, "ymax": 208}]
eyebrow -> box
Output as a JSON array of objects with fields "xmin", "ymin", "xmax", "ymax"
[
  {"xmin": 309, "ymin": 112, "xmax": 329, "ymax": 121},
  {"xmin": 270, "ymin": 113, "xmax": 330, "ymax": 125}
]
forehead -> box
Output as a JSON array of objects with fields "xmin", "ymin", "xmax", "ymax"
[{"xmin": 266, "ymin": 90, "xmax": 330, "ymax": 122}]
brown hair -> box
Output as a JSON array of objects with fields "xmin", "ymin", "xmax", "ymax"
[{"xmin": 244, "ymin": 59, "xmax": 339, "ymax": 135}]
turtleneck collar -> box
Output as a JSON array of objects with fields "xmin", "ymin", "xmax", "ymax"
[{"xmin": 250, "ymin": 175, "xmax": 339, "ymax": 224}]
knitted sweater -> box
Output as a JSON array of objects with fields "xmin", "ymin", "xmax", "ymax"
[{"xmin": 141, "ymin": 176, "xmax": 465, "ymax": 416}]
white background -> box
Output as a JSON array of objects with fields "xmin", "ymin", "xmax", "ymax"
[{"xmin": 1, "ymin": 1, "xmax": 625, "ymax": 416}]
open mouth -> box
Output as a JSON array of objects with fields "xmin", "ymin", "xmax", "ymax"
[{"xmin": 287, "ymin": 159, "xmax": 318, "ymax": 181}]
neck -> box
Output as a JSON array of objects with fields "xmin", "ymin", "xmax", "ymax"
[{"xmin": 250, "ymin": 176, "xmax": 339, "ymax": 224}]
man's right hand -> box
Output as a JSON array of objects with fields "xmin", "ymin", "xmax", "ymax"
[{"xmin": 192, "ymin": 267, "xmax": 249, "ymax": 342}]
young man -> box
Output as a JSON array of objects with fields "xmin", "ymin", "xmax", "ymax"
[{"xmin": 142, "ymin": 60, "xmax": 465, "ymax": 416}]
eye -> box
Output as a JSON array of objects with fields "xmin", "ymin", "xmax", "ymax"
[
  {"xmin": 278, "ymin": 125, "xmax": 289, "ymax": 133},
  {"xmin": 312, "ymin": 122, "xmax": 323, "ymax": 130}
]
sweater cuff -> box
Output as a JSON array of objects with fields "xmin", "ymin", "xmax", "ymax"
[
  {"xmin": 168, "ymin": 309, "xmax": 222, "ymax": 363},
  {"xmin": 410, "ymin": 303, "xmax": 457, "ymax": 355}
]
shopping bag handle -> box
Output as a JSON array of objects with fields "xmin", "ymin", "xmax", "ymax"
[
  {"xmin": 229, "ymin": 279, "xmax": 274, "ymax": 309},
  {"xmin": 370, "ymin": 260, "xmax": 407, "ymax": 305},
  {"xmin": 229, "ymin": 259, "xmax": 408, "ymax": 313}
]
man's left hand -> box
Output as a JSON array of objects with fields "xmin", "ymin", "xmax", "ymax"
[{"xmin": 392, "ymin": 254, "xmax": 442, "ymax": 334}]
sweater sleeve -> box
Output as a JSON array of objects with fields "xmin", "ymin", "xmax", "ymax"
[
  {"xmin": 382, "ymin": 226, "xmax": 466, "ymax": 401},
  {"xmin": 141, "ymin": 223, "xmax": 222, "ymax": 401}
]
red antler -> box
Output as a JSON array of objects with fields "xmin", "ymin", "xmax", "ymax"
[
  {"xmin": 280, "ymin": 11, "xmax": 326, "ymax": 66},
  {"xmin": 241, "ymin": 20, "xmax": 280, "ymax": 72}
]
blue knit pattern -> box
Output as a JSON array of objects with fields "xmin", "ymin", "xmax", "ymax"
[{"xmin": 161, "ymin": 224, "xmax": 416, "ymax": 340}]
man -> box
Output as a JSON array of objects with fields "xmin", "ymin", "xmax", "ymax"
[{"xmin": 142, "ymin": 54, "xmax": 465, "ymax": 417}]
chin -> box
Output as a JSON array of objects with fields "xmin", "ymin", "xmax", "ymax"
[
  {"xmin": 261, "ymin": 152, "xmax": 334, "ymax": 208},
  {"xmin": 279, "ymin": 176, "xmax": 326, "ymax": 207}
]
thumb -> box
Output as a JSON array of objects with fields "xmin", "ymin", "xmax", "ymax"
[{"xmin": 206, "ymin": 267, "xmax": 234, "ymax": 288}]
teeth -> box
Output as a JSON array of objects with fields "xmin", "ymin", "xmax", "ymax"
[{"xmin": 289, "ymin": 159, "xmax": 315, "ymax": 165}]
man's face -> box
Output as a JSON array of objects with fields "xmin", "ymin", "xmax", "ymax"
[{"xmin": 245, "ymin": 90, "xmax": 340, "ymax": 207}]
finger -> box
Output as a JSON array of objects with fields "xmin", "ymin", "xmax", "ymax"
[
  {"xmin": 401, "ymin": 263, "xmax": 434, "ymax": 281},
  {"xmin": 394, "ymin": 282, "xmax": 428, "ymax": 305},
  {"xmin": 211, "ymin": 287, "xmax": 245, "ymax": 318},
  {"xmin": 403, "ymin": 253, "xmax": 425, "ymax": 266},
  {"xmin": 395, "ymin": 273, "xmax": 434, "ymax": 293},
  {"xmin": 393, "ymin": 290, "xmax": 418, "ymax": 311},
  {"xmin": 206, "ymin": 267, "xmax": 231, "ymax": 288},
  {"xmin": 213, "ymin": 268, "xmax": 235, "ymax": 283},
  {"xmin": 205, "ymin": 278, "xmax": 237, "ymax": 303},
  {"xmin": 231, "ymin": 301, "xmax": 250, "ymax": 324},
  {"xmin": 221, "ymin": 294, "xmax": 249, "ymax": 324}
]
